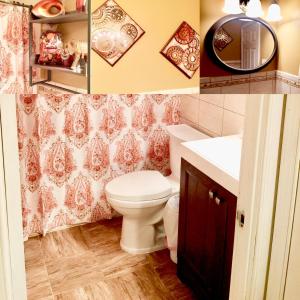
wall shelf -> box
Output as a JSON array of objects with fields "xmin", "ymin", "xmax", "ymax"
[
  {"xmin": 29, "ymin": 4, "xmax": 91, "ymax": 94},
  {"xmin": 31, "ymin": 63, "xmax": 87, "ymax": 76},
  {"xmin": 30, "ymin": 11, "xmax": 88, "ymax": 24}
]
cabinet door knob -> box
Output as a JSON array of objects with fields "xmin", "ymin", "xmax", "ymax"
[
  {"xmin": 215, "ymin": 197, "xmax": 222, "ymax": 205},
  {"xmin": 209, "ymin": 190, "xmax": 214, "ymax": 199}
]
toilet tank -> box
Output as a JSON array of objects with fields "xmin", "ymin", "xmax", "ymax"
[{"xmin": 166, "ymin": 124, "xmax": 209, "ymax": 180}]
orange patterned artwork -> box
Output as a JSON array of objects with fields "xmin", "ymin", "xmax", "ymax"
[
  {"xmin": 161, "ymin": 21, "xmax": 200, "ymax": 79},
  {"xmin": 91, "ymin": 0, "xmax": 145, "ymax": 66}
]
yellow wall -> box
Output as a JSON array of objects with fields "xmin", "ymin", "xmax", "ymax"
[
  {"xmin": 276, "ymin": 0, "xmax": 300, "ymax": 75},
  {"xmin": 91, "ymin": 0, "xmax": 200, "ymax": 93}
]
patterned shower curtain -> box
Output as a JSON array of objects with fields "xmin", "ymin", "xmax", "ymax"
[
  {"xmin": 17, "ymin": 94, "xmax": 181, "ymax": 239},
  {"xmin": 0, "ymin": 4, "xmax": 33, "ymax": 93}
]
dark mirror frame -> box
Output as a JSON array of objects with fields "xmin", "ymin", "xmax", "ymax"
[{"xmin": 205, "ymin": 14, "xmax": 278, "ymax": 73}]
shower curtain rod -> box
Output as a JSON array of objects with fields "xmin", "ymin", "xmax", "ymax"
[{"xmin": 0, "ymin": 0, "xmax": 32, "ymax": 9}]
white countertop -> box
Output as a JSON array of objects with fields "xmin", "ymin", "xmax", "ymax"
[{"xmin": 180, "ymin": 135, "xmax": 242, "ymax": 196}]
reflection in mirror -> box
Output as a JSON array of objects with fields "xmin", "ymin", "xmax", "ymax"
[{"xmin": 211, "ymin": 18, "xmax": 276, "ymax": 71}]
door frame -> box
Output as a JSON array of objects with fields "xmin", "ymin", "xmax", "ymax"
[
  {"xmin": 0, "ymin": 94, "xmax": 286, "ymax": 300},
  {"xmin": 230, "ymin": 94, "xmax": 285, "ymax": 300},
  {"xmin": 0, "ymin": 95, "xmax": 27, "ymax": 300},
  {"xmin": 266, "ymin": 95, "xmax": 300, "ymax": 299}
]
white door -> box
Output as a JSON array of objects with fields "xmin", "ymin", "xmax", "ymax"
[
  {"xmin": 284, "ymin": 166, "xmax": 300, "ymax": 300},
  {"xmin": 230, "ymin": 95, "xmax": 284, "ymax": 300},
  {"xmin": 266, "ymin": 96, "xmax": 300, "ymax": 300},
  {"xmin": 241, "ymin": 22, "xmax": 261, "ymax": 69}
]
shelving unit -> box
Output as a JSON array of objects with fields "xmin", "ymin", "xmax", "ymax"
[
  {"xmin": 29, "ymin": 5, "xmax": 91, "ymax": 94},
  {"xmin": 30, "ymin": 63, "xmax": 86, "ymax": 76},
  {"xmin": 30, "ymin": 11, "xmax": 88, "ymax": 24}
]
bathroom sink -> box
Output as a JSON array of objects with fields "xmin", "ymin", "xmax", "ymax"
[{"xmin": 180, "ymin": 135, "xmax": 242, "ymax": 196}]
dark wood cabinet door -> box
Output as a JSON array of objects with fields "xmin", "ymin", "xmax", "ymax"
[{"xmin": 177, "ymin": 159, "xmax": 237, "ymax": 300}]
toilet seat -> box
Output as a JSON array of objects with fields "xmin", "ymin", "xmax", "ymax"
[
  {"xmin": 106, "ymin": 170, "xmax": 172, "ymax": 203},
  {"xmin": 107, "ymin": 195, "xmax": 171, "ymax": 208}
]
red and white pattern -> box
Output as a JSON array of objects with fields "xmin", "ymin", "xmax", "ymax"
[
  {"xmin": 100, "ymin": 99, "xmax": 126, "ymax": 141},
  {"xmin": 146, "ymin": 126, "xmax": 170, "ymax": 174},
  {"xmin": 46, "ymin": 95, "xmax": 71, "ymax": 113},
  {"xmin": 120, "ymin": 94, "xmax": 139, "ymax": 107},
  {"xmin": 132, "ymin": 97, "xmax": 156, "ymax": 140},
  {"xmin": 33, "ymin": 108, "xmax": 56, "ymax": 145},
  {"xmin": 65, "ymin": 173, "xmax": 94, "ymax": 220},
  {"xmin": 20, "ymin": 95, "xmax": 38, "ymax": 114},
  {"xmin": 114, "ymin": 130, "xmax": 143, "ymax": 173},
  {"xmin": 17, "ymin": 94, "xmax": 181, "ymax": 239},
  {"xmin": 88, "ymin": 95, "xmax": 108, "ymax": 110},
  {"xmin": 25, "ymin": 139, "xmax": 41, "ymax": 192},
  {"xmin": 64, "ymin": 101, "xmax": 91, "ymax": 148},
  {"xmin": 84, "ymin": 133, "xmax": 109, "ymax": 180},
  {"xmin": 162, "ymin": 96, "xmax": 181, "ymax": 125},
  {"xmin": 17, "ymin": 107, "xmax": 26, "ymax": 160},
  {"xmin": 0, "ymin": 5, "xmax": 37, "ymax": 93},
  {"xmin": 44, "ymin": 137, "xmax": 76, "ymax": 187}
]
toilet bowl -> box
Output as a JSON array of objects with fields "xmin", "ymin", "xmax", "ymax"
[{"xmin": 105, "ymin": 124, "xmax": 209, "ymax": 254}]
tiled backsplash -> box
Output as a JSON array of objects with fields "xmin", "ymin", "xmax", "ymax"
[
  {"xmin": 276, "ymin": 71, "xmax": 300, "ymax": 93},
  {"xmin": 200, "ymin": 71, "xmax": 300, "ymax": 94},
  {"xmin": 180, "ymin": 94, "xmax": 246, "ymax": 137}
]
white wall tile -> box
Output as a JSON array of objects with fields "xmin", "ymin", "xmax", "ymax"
[
  {"xmin": 180, "ymin": 95, "xmax": 199, "ymax": 125},
  {"xmin": 180, "ymin": 117, "xmax": 198, "ymax": 130},
  {"xmin": 290, "ymin": 86, "xmax": 300, "ymax": 94},
  {"xmin": 180, "ymin": 95, "xmax": 246, "ymax": 137},
  {"xmin": 200, "ymin": 87, "xmax": 222, "ymax": 94},
  {"xmin": 224, "ymin": 95, "xmax": 247, "ymax": 115},
  {"xmin": 221, "ymin": 83, "xmax": 250, "ymax": 94},
  {"xmin": 275, "ymin": 80, "xmax": 291, "ymax": 93},
  {"xmin": 198, "ymin": 101, "xmax": 223, "ymax": 135},
  {"xmin": 198, "ymin": 94, "xmax": 224, "ymax": 107},
  {"xmin": 222, "ymin": 110, "xmax": 244, "ymax": 136},
  {"xmin": 250, "ymin": 80, "xmax": 273, "ymax": 94}
]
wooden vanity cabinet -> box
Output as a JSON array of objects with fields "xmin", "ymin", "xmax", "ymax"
[{"xmin": 177, "ymin": 159, "xmax": 237, "ymax": 300}]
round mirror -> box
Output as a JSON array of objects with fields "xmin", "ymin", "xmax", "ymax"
[{"xmin": 205, "ymin": 15, "xmax": 278, "ymax": 73}]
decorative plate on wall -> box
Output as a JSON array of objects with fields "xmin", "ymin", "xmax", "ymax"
[
  {"xmin": 161, "ymin": 21, "xmax": 200, "ymax": 79},
  {"xmin": 92, "ymin": 0, "xmax": 145, "ymax": 66},
  {"xmin": 213, "ymin": 27, "xmax": 233, "ymax": 51}
]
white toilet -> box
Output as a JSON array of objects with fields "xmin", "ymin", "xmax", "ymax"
[{"xmin": 105, "ymin": 124, "xmax": 209, "ymax": 254}]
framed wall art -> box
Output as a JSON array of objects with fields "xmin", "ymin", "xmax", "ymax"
[
  {"xmin": 92, "ymin": 0, "xmax": 145, "ymax": 66},
  {"xmin": 161, "ymin": 21, "xmax": 200, "ymax": 79},
  {"xmin": 214, "ymin": 27, "xmax": 233, "ymax": 51}
]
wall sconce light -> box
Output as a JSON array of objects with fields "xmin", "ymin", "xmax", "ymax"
[
  {"xmin": 222, "ymin": 0, "xmax": 282, "ymax": 22},
  {"xmin": 266, "ymin": 0, "xmax": 282, "ymax": 22},
  {"xmin": 245, "ymin": 0, "xmax": 264, "ymax": 18},
  {"xmin": 223, "ymin": 0, "xmax": 243, "ymax": 14}
]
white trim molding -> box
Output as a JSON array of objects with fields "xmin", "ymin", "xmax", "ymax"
[
  {"xmin": 0, "ymin": 95, "xmax": 27, "ymax": 300},
  {"xmin": 266, "ymin": 96, "xmax": 300, "ymax": 300},
  {"xmin": 145, "ymin": 87, "xmax": 200, "ymax": 94},
  {"xmin": 230, "ymin": 95, "xmax": 285, "ymax": 300}
]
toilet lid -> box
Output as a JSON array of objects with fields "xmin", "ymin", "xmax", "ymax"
[{"xmin": 105, "ymin": 171, "xmax": 172, "ymax": 202}]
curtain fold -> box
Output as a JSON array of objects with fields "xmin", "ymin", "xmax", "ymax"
[
  {"xmin": 17, "ymin": 94, "xmax": 181, "ymax": 239},
  {"xmin": 0, "ymin": 4, "xmax": 38, "ymax": 93}
]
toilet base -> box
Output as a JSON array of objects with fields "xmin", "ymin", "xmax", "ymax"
[
  {"xmin": 120, "ymin": 214, "xmax": 167, "ymax": 254},
  {"xmin": 120, "ymin": 240, "xmax": 166, "ymax": 254}
]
